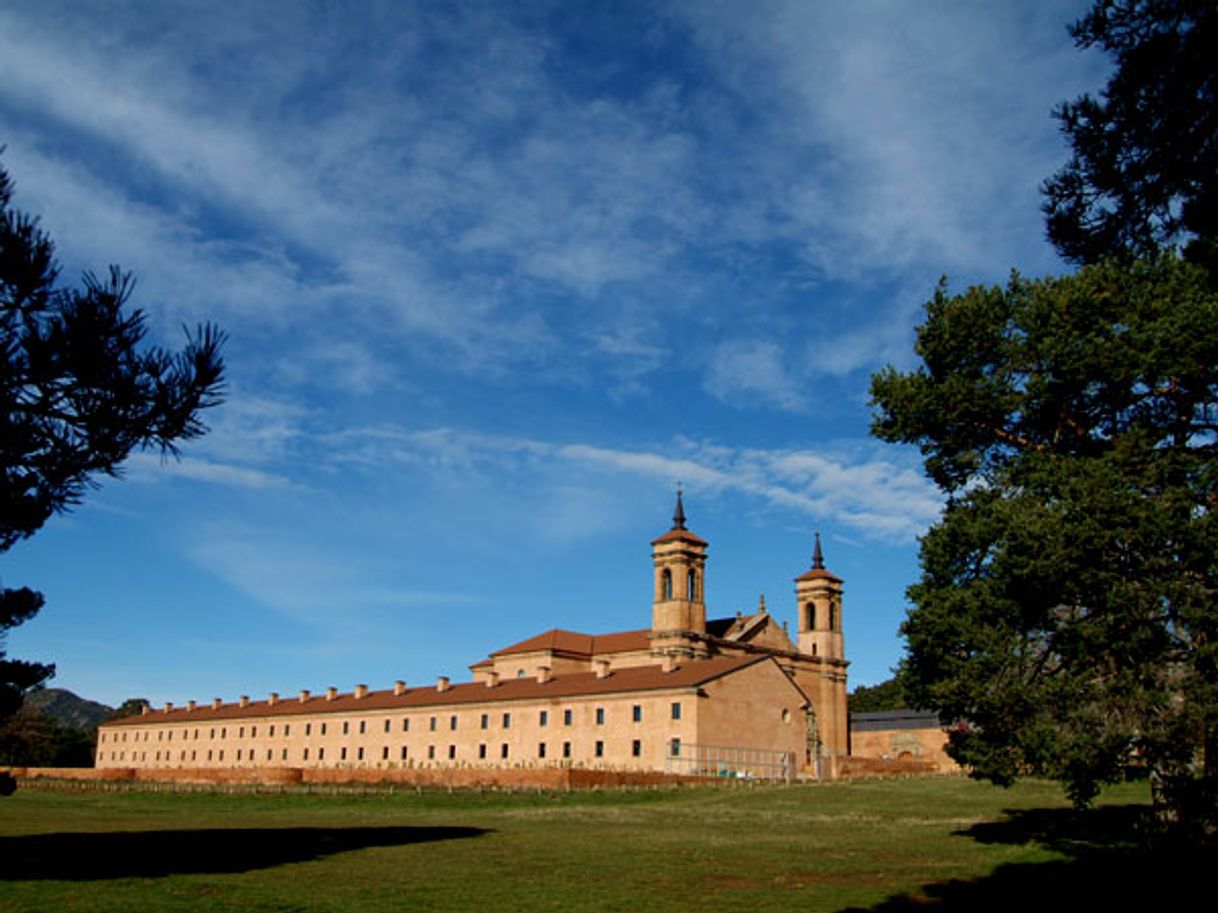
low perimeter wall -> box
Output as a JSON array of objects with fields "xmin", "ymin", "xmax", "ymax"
[{"xmin": 3, "ymin": 765, "xmax": 713, "ymax": 790}]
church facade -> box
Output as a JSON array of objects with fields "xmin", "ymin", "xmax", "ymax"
[{"xmin": 96, "ymin": 495, "xmax": 850, "ymax": 779}]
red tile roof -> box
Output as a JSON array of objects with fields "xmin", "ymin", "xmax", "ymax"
[
  {"xmin": 649, "ymin": 528, "xmax": 708, "ymax": 546},
  {"xmin": 101, "ymin": 655, "xmax": 770, "ymax": 727},
  {"xmin": 491, "ymin": 627, "xmax": 651, "ymax": 657},
  {"xmin": 795, "ymin": 568, "xmax": 842, "ymax": 582}
]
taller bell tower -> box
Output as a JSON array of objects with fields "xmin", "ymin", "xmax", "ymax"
[
  {"xmin": 649, "ymin": 489, "xmax": 709, "ymax": 659},
  {"xmin": 795, "ymin": 532, "xmax": 844, "ymax": 660}
]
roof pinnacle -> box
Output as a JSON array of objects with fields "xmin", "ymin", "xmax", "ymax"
[
  {"xmin": 672, "ymin": 483, "xmax": 687, "ymax": 530},
  {"xmin": 812, "ymin": 531, "xmax": 825, "ymax": 569}
]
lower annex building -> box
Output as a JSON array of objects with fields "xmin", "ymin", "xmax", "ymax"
[{"xmin": 97, "ymin": 494, "xmax": 850, "ymax": 779}]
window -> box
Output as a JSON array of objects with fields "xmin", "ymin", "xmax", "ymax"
[
  {"xmin": 428, "ymin": 746, "xmax": 435, "ymax": 760},
  {"xmin": 670, "ymin": 738, "xmax": 681, "ymax": 757},
  {"xmin": 305, "ymin": 723, "xmax": 312, "ymax": 736},
  {"xmin": 480, "ymin": 713, "xmax": 489, "ymax": 730},
  {"xmin": 539, "ymin": 710, "xmax": 548, "ymax": 727},
  {"xmin": 343, "ymin": 721, "xmax": 350, "ymax": 735},
  {"xmin": 238, "ymin": 727, "xmax": 244, "ymax": 738},
  {"xmin": 501, "ymin": 743, "xmax": 509, "ymax": 759},
  {"xmin": 450, "ymin": 715, "xmax": 457, "ymax": 731},
  {"xmin": 594, "ymin": 740, "xmax": 604, "ymax": 758},
  {"xmin": 429, "ymin": 716, "xmax": 437, "ymax": 731},
  {"xmin": 282, "ymin": 748, "xmax": 288, "ymax": 761},
  {"xmin": 632, "ymin": 705, "xmax": 642, "ymax": 723},
  {"xmin": 318, "ymin": 747, "xmax": 325, "ymax": 760},
  {"xmin": 208, "ymin": 750, "xmax": 213, "ymax": 761},
  {"xmin": 448, "ymin": 745, "xmax": 456, "ymax": 760},
  {"xmin": 382, "ymin": 746, "xmax": 390, "ymax": 760},
  {"xmin": 671, "ymin": 702, "xmax": 681, "ymax": 721},
  {"xmin": 218, "ymin": 750, "xmax": 224, "ymax": 761},
  {"xmin": 538, "ymin": 742, "xmax": 547, "ymax": 759},
  {"xmin": 359, "ymin": 721, "xmax": 366, "ymax": 734},
  {"xmin": 266, "ymin": 749, "xmax": 272, "ymax": 761},
  {"xmin": 341, "ymin": 747, "xmax": 348, "ymax": 761},
  {"xmin": 303, "ymin": 747, "xmax": 309, "ymax": 761},
  {"xmin": 269, "ymin": 725, "xmax": 275, "ymax": 737},
  {"xmin": 251, "ymin": 726, "xmax": 257, "ymax": 737},
  {"xmin": 662, "ymin": 568, "xmax": 672, "ymax": 599},
  {"xmin": 357, "ymin": 747, "xmax": 365, "ymax": 761},
  {"xmin": 285, "ymin": 724, "xmax": 291, "ymax": 736},
  {"xmin": 687, "ymin": 569, "xmax": 697, "ymax": 600},
  {"xmin": 384, "ymin": 719, "xmax": 391, "ymax": 733},
  {"xmin": 401, "ymin": 746, "xmax": 408, "ymax": 760},
  {"xmin": 321, "ymin": 723, "xmax": 327, "ymax": 735},
  {"xmin": 503, "ymin": 712, "xmax": 511, "ymax": 728},
  {"xmin": 563, "ymin": 708, "xmax": 572, "ymax": 726},
  {"xmin": 595, "ymin": 707, "xmax": 605, "ymax": 725},
  {"xmin": 221, "ymin": 727, "xmax": 227, "ymax": 738},
  {"xmin": 479, "ymin": 744, "xmax": 487, "ymax": 759},
  {"xmin": 403, "ymin": 718, "xmax": 410, "ymax": 732},
  {"xmin": 632, "ymin": 739, "xmax": 642, "ymax": 757},
  {"xmin": 562, "ymin": 741, "xmax": 571, "ymax": 759}
]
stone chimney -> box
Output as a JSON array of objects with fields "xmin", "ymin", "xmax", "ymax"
[
  {"xmin": 299, "ymin": 689, "xmax": 311, "ymax": 703},
  {"xmin": 239, "ymin": 695, "xmax": 250, "ymax": 708},
  {"xmin": 187, "ymin": 699, "xmax": 197, "ymax": 712},
  {"xmin": 594, "ymin": 659, "xmax": 611, "ymax": 679},
  {"xmin": 326, "ymin": 686, "xmax": 338, "ymax": 702},
  {"xmin": 212, "ymin": 698, "xmax": 222, "ymax": 710},
  {"xmin": 437, "ymin": 676, "xmax": 451, "ymax": 692},
  {"xmin": 486, "ymin": 670, "xmax": 500, "ymax": 688},
  {"xmin": 662, "ymin": 654, "xmax": 679, "ymax": 674},
  {"xmin": 536, "ymin": 666, "xmax": 552, "ymax": 684},
  {"xmin": 354, "ymin": 684, "xmax": 368, "ymax": 699},
  {"xmin": 164, "ymin": 701, "xmax": 174, "ymax": 713},
  {"xmin": 393, "ymin": 680, "xmax": 407, "ymax": 696},
  {"xmin": 268, "ymin": 692, "xmax": 279, "ymax": 706}
]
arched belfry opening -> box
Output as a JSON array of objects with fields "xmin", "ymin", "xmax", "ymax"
[
  {"xmin": 794, "ymin": 531, "xmax": 845, "ymax": 661},
  {"xmin": 649, "ymin": 488, "xmax": 709, "ymax": 658}
]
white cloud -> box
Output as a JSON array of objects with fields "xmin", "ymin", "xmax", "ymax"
[{"xmin": 125, "ymin": 453, "xmax": 297, "ymax": 491}]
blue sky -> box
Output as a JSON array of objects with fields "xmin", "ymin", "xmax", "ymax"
[{"xmin": 1, "ymin": 1, "xmax": 1107, "ymax": 707}]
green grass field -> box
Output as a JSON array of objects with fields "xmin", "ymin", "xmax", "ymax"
[{"xmin": 0, "ymin": 776, "xmax": 1205, "ymax": 912}]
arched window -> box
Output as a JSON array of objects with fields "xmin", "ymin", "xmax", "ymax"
[
  {"xmin": 687, "ymin": 569, "xmax": 697, "ymax": 601},
  {"xmin": 662, "ymin": 569, "xmax": 673, "ymax": 600},
  {"xmin": 829, "ymin": 602, "xmax": 837, "ymax": 631},
  {"xmin": 806, "ymin": 602, "xmax": 816, "ymax": 630}
]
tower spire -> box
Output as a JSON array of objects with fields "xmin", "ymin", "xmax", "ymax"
[
  {"xmin": 672, "ymin": 484, "xmax": 687, "ymax": 530},
  {"xmin": 812, "ymin": 531, "xmax": 824, "ymax": 569}
]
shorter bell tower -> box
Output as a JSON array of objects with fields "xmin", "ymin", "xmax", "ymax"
[
  {"xmin": 795, "ymin": 532, "xmax": 844, "ymax": 660},
  {"xmin": 650, "ymin": 489, "xmax": 709, "ymax": 658}
]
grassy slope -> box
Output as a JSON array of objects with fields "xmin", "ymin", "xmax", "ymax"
[{"xmin": 0, "ymin": 777, "xmax": 1195, "ymax": 913}]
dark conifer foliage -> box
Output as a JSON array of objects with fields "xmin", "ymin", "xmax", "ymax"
[{"xmin": 0, "ymin": 155, "xmax": 225, "ymax": 741}]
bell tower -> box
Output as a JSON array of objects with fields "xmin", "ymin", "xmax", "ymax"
[
  {"xmin": 795, "ymin": 532, "xmax": 844, "ymax": 660},
  {"xmin": 649, "ymin": 488, "xmax": 709, "ymax": 658}
]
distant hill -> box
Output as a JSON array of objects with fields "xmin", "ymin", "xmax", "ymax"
[{"xmin": 22, "ymin": 688, "xmax": 114, "ymax": 730}]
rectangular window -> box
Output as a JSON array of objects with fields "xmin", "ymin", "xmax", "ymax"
[
  {"xmin": 359, "ymin": 721, "xmax": 366, "ymax": 734},
  {"xmin": 238, "ymin": 727, "xmax": 244, "ymax": 738},
  {"xmin": 208, "ymin": 750, "xmax": 213, "ymax": 761},
  {"xmin": 503, "ymin": 712, "xmax": 511, "ymax": 728},
  {"xmin": 632, "ymin": 705, "xmax": 642, "ymax": 723},
  {"xmin": 401, "ymin": 746, "xmax": 408, "ymax": 760},
  {"xmin": 632, "ymin": 739, "xmax": 642, "ymax": 757},
  {"xmin": 237, "ymin": 749, "xmax": 242, "ymax": 761},
  {"xmin": 282, "ymin": 748, "xmax": 288, "ymax": 761},
  {"xmin": 430, "ymin": 716, "xmax": 437, "ymax": 731},
  {"xmin": 305, "ymin": 723, "xmax": 312, "ymax": 736},
  {"xmin": 191, "ymin": 750, "xmax": 197, "ymax": 761},
  {"xmin": 562, "ymin": 741, "xmax": 571, "ymax": 759},
  {"xmin": 318, "ymin": 747, "xmax": 325, "ymax": 760},
  {"xmin": 563, "ymin": 708, "xmax": 572, "ymax": 726},
  {"xmin": 428, "ymin": 745, "xmax": 435, "ymax": 760},
  {"xmin": 321, "ymin": 723, "xmax": 327, "ymax": 736},
  {"xmin": 343, "ymin": 721, "xmax": 350, "ymax": 735},
  {"xmin": 221, "ymin": 727, "xmax": 227, "ymax": 738},
  {"xmin": 403, "ymin": 718, "xmax": 410, "ymax": 732},
  {"xmin": 266, "ymin": 749, "xmax": 272, "ymax": 761},
  {"xmin": 382, "ymin": 746, "xmax": 389, "ymax": 760},
  {"xmin": 670, "ymin": 738, "xmax": 682, "ymax": 757},
  {"xmin": 594, "ymin": 740, "xmax": 604, "ymax": 758},
  {"xmin": 538, "ymin": 742, "xmax": 547, "ymax": 759},
  {"xmin": 501, "ymin": 743, "xmax": 509, "ymax": 759},
  {"xmin": 448, "ymin": 745, "xmax": 456, "ymax": 760},
  {"xmin": 479, "ymin": 744, "xmax": 487, "ymax": 759},
  {"xmin": 218, "ymin": 750, "xmax": 225, "ymax": 761},
  {"xmin": 341, "ymin": 747, "xmax": 348, "ymax": 761},
  {"xmin": 251, "ymin": 726, "xmax": 257, "ymax": 737},
  {"xmin": 269, "ymin": 725, "xmax": 275, "ymax": 737},
  {"xmin": 595, "ymin": 708, "xmax": 604, "ymax": 725},
  {"xmin": 285, "ymin": 724, "xmax": 291, "ymax": 736},
  {"xmin": 303, "ymin": 747, "xmax": 310, "ymax": 761},
  {"xmin": 450, "ymin": 715, "xmax": 457, "ymax": 731},
  {"xmin": 539, "ymin": 710, "xmax": 548, "ymax": 727},
  {"xmin": 480, "ymin": 713, "xmax": 489, "ymax": 729},
  {"xmin": 671, "ymin": 702, "xmax": 681, "ymax": 720},
  {"xmin": 357, "ymin": 747, "xmax": 365, "ymax": 761},
  {"xmin": 384, "ymin": 719, "xmax": 391, "ymax": 733}
]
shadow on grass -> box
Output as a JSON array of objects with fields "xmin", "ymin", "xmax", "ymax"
[
  {"xmin": 836, "ymin": 804, "xmax": 1214, "ymax": 912},
  {"xmin": 0, "ymin": 825, "xmax": 488, "ymax": 881}
]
